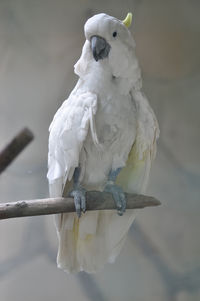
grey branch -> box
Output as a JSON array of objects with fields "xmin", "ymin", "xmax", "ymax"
[
  {"xmin": 0, "ymin": 191, "xmax": 161, "ymax": 220},
  {"xmin": 0, "ymin": 128, "xmax": 34, "ymax": 174}
]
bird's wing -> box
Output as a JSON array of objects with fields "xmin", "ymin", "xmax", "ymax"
[
  {"xmin": 47, "ymin": 91, "xmax": 99, "ymax": 229},
  {"xmin": 117, "ymin": 89, "xmax": 159, "ymax": 194}
]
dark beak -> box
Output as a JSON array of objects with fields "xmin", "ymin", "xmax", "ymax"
[{"xmin": 90, "ymin": 36, "xmax": 111, "ymax": 62}]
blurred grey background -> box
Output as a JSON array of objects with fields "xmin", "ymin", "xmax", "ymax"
[{"xmin": 0, "ymin": 0, "xmax": 200, "ymax": 300}]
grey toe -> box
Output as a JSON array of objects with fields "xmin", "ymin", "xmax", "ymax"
[
  {"xmin": 69, "ymin": 188, "xmax": 86, "ymax": 217},
  {"xmin": 104, "ymin": 184, "xmax": 126, "ymax": 216}
]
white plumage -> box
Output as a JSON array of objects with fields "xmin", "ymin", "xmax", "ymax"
[{"xmin": 47, "ymin": 13, "xmax": 159, "ymax": 273}]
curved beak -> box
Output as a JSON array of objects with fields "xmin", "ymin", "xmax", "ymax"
[{"xmin": 90, "ymin": 36, "xmax": 111, "ymax": 62}]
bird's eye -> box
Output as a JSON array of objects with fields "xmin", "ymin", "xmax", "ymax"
[{"xmin": 112, "ymin": 31, "xmax": 117, "ymax": 38}]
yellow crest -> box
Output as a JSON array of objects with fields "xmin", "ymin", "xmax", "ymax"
[{"xmin": 122, "ymin": 12, "xmax": 132, "ymax": 28}]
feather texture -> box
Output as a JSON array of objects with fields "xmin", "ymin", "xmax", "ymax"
[
  {"xmin": 117, "ymin": 89, "xmax": 159, "ymax": 194},
  {"xmin": 47, "ymin": 13, "xmax": 159, "ymax": 273}
]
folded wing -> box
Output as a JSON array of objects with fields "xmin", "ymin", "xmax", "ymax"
[{"xmin": 117, "ymin": 89, "xmax": 159, "ymax": 194}]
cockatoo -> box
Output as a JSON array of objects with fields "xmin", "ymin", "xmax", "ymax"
[{"xmin": 47, "ymin": 12, "xmax": 159, "ymax": 273}]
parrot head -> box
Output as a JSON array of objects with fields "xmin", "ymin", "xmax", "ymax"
[
  {"xmin": 74, "ymin": 13, "xmax": 141, "ymax": 93},
  {"xmin": 84, "ymin": 12, "xmax": 134, "ymax": 62}
]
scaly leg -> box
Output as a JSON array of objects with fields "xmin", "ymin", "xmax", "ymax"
[
  {"xmin": 69, "ymin": 167, "xmax": 86, "ymax": 218},
  {"xmin": 104, "ymin": 168, "xmax": 126, "ymax": 216}
]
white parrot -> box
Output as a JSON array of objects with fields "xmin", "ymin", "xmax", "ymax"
[{"xmin": 47, "ymin": 12, "xmax": 159, "ymax": 273}]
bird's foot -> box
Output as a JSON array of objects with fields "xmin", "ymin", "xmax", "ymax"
[
  {"xmin": 69, "ymin": 187, "xmax": 86, "ymax": 218},
  {"xmin": 104, "ymin": 183, "xmax": 126, "ymax": 216}
]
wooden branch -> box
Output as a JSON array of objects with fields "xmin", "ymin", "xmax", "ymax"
[
  {"xmin": 0, "ymin": 191, "xmax": 161, "ymax": 220},
  {"xmin": 0, "ymin": 128, "xmax": 34, "ymax": 174}
]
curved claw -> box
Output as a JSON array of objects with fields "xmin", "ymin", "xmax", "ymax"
[
  {"xmin": 104, "ymin": 184, "xmax": 126, "ymax": 216},
  {"xmin": 69, "ymin": 188, "xmax": 86, "ymax": 218}
]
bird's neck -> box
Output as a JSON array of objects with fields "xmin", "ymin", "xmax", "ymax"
[
  {"xmin": 81, "ymin": 60, "xmax": 113, "ymax": 93},
  {"xmin": 74, "ymin": 58, "xmax": 138, "ymax": 97}
]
